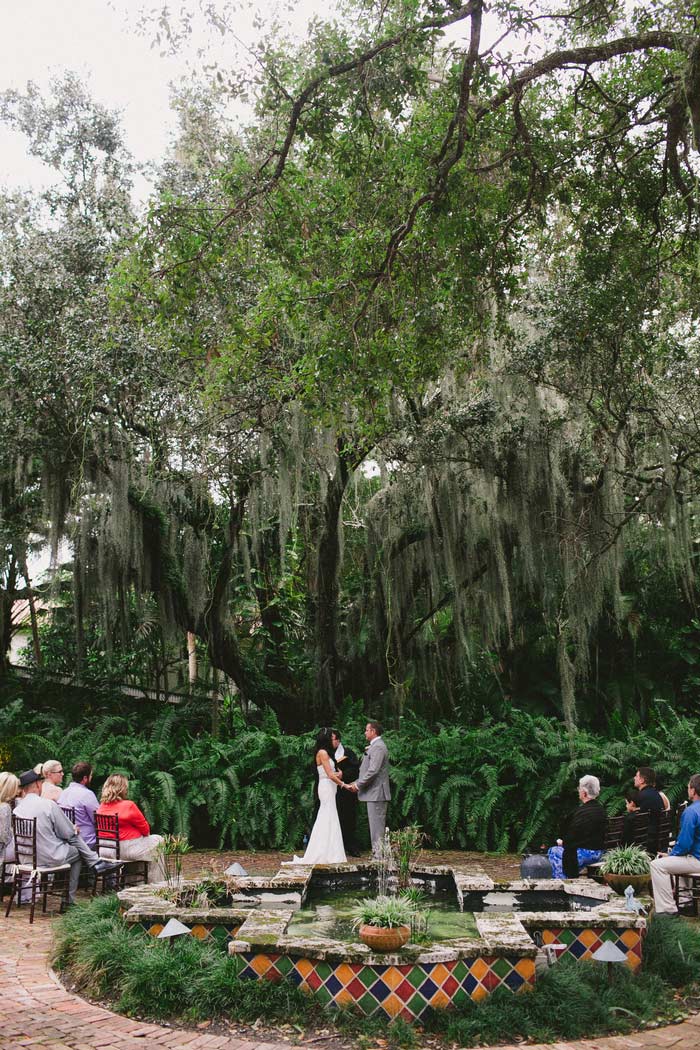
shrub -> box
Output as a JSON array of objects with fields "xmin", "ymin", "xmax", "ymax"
[
  {"xmin": 643, "ymin": 914, "xmax": 700, "ymax": 987},
  {"xmin": 599, "ymin": 846, "xmax": 651, "ymax": 875},
  {"xmin": 352, "ymin": 895, "xmax": 415, "ymax": 929}
]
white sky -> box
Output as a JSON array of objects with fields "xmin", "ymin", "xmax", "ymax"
[{"xmin": 0, "ymin": 0, "xmax": 339, "ymax": 196}]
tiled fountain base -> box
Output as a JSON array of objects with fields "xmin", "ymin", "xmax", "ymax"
[
  {"xmin": 118, "ymin": 863, "xmax": 646, "ymax": 1020},
  {"xmin": 235, "ymin": 952, "xmax": 536, "ymax": 1020},
  {"xmin": 540, "ymin": 926, "xmax": 643, "ymax": 969}
]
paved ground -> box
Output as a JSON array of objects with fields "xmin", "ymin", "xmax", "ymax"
[{"xmin": 1, "ymin": 850, "xmax": 699, "ymax": 1050}]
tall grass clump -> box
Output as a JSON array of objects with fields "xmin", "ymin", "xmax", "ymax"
[
  {"xmin": 643, "ymin": 914, "xmax": 700, "ymax": 986},
  {"xmin": 431, "ymin": 956, "xmax": 670, "ymax": 1045}
]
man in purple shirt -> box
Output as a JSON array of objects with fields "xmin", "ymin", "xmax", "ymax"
[
  {"xmin": 58, "ymin": 761, "xmax": 99, "ymax": 847},
  {"xmin": 650, "ymin": 773, "xmax": 700, "ymax": 915}
]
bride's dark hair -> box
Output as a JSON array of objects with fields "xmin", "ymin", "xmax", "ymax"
[{"xmin": 314, "ymin": 727, "xmax": 335, "ymax": 756}]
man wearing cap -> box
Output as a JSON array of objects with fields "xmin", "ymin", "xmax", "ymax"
[{"xmin": 14, "ymin": 770, "xmax": 121, "ymax": 902}]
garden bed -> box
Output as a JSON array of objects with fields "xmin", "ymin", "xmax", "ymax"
[{"xmin": 117, "ymin": 862, "xmax": 646, "ymax": 1019}]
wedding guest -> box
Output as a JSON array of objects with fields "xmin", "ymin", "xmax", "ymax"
[
  {"xmin": 14, "ymin": 769, "xmax": 121, "ymax": 902},
  {"xmin": 39, "ymin": 759, "xmax": 65, "ymax": 801},
  {"xmin": 633, "ymin": 766, "xmax": 664, "ymax": 853},
  {"xmin": 58, "ymin": 762, "xmax": 100, "ymax": 847},
  {"xmin": 655, "ymin": 776, "xmax": 672, "ymax": 812},
  {"xmin": 651, "ymin": 773, "xmax": 700, "ymax": 915},
  {"xmin": 547, "ymin": 775, "xmax": 606, "ymax": 879},
  {"xmin": 97, "ymin": 774, "xmax": 167, "ymax": 883},
  {"xmin": 0, "ymin": 771, "xmax": 20, "ymax": 861}
]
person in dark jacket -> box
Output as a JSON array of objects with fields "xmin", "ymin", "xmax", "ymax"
[
  {"xmin": 332, "ymin": 729, "xmax": 361, "ymax": 855},
  {"xmin": 633, "ymin": 766, "xmax": 664, "ymax": 853},
  {"xmin": 547, "ymin": 775, "xmax": 607, "ymax": 879}
]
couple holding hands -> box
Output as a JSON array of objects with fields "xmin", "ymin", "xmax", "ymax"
[{"xmin": 293, "ymin": 722, "xmax": 390, "ymax": 865}]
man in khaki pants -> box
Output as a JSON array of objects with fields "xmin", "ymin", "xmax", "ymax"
[{"xmin": 650, "ymin": 773, "xmax": 700, "ymax": 915}]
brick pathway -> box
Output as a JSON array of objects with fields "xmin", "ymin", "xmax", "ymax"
[{"xmin": 0, "ymin": 905, "xmax": 289, "ymax": 1050}]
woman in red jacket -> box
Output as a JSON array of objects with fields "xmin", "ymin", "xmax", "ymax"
[{"xmin": 97, "ymin": 774, "xmax": 167, "ymax": 883}]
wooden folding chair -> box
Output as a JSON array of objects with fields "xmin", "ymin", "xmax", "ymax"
[
  {"xmin": 4, "ymin": 815, "xmax": 71, "ymax": 923},
  {"xmin": 94, "ymin": 813, "xmax": 148, "ymax": 889},
  {"xmin": 59, "ymin": 805, "xmax": 76, "ymax": 824},
  {"xmin": 603, "ymin": 815, "xmax": 626, "ymax": 850}
]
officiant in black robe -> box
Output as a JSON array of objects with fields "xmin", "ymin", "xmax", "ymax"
[{"xmin": 331, "ymin": 729, "xmax": 361, "ymax": 855}]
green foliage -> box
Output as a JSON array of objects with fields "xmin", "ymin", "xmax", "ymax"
[
  {"xmin": 643, "ymin": 914, "xmax": 700, "ymax": 987},
  {"xmin": 599, "ymin": 846, "xmax": 651, "ymax": 876},
  {"xmin": 3, "ymin": 686, "xmax": 700, "ymax": 851},
  {"xmin": 53, "ymin": 894, "xmax": 313, "ymax": 1022},
  {"xmin": 351, "ymin": 894, "xmax": 415, "ymax": 929},
  {"xmin": 431, "ymin": 955, "xmax": 670, "ymax": 1044}
]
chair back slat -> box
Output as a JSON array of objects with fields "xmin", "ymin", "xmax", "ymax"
[
  {"xmin": 12, "ymin": 815, "xmax": 38, "ymax": 867},
  {"xmin": 95, "ymin": 813, "xmax": 120, "ymax": 860},
  {"xmin": 603, "ymin": 815, "xmax": 625, "ymax": 850},
  {"xmin": 59, "ymin": 805, "xmax": 76, "ymax": 824},
  {"xmin": 654, "ymin": 811, "xmax": 672, "ymax": 854},
  {"xmin": 630, "ymin": 810, "xmax": 649, "ymax": 848}
]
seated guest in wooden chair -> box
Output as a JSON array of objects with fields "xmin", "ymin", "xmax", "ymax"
[
  {"xmin": 547, "ymin": 774, "xmax": 607, "ymax": 879},
  {"xmin": 651, "ymin": 773, "xmax": 700, "ymax": 916},
  {"xmin": 39, "ymin": 760, "xmax": 65, "ymax": 802},
  {"xmin": 633, "ymin": 766, "xmax": 664, "ymax": 853},
  {"xmin": 0, "ymin": 772, "xmax": 19, "ymax": 860},
  {"xmin": 97, "ymin": 774, "xmax": 167, "ymax": 883},
  {"xmin": 59, "ymin": 762, "xmax": 100, "ymax": 848},
  {"xmin": 13, "ymin": 770, "xmax": 122, "ymax": 903}
]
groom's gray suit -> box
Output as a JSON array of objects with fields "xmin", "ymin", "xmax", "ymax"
[{"xmin": 356, "ymin": 736, "xmax": 391, "ymax": 855}]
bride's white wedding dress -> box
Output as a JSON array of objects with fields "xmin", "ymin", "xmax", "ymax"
[{"xmin": 293, "ymin": 764, "xmax": 347, "ymax": 864}]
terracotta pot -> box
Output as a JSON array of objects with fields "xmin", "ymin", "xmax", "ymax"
[
  {"xmin": 603, "ymin": 872, "xmax": 650, "ymax": 895},
  {"xmin": 358, "ymin": 924, "xmax": 411, "ymax": 952}
]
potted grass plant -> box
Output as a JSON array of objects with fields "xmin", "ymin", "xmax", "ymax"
[
  {"xmin": 598, "ymin": 845, "xmax": 651, "ymax": 894},
  {"xmin": 352, "ymin": 895, "xmax": 414, "ymax": 951}
]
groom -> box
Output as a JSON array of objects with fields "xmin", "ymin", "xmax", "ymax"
[{"xmin": 348, "ymin": 721, "xmax": 390, "ymax": 856}]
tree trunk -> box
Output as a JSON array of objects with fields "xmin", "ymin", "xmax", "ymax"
[
  {"xmin": 19, "ymin": 556, "xmax": 42, "ymax": 668},
  {"xmin": 187, "ymin": 631, "xmax": 197, "ymax": 690},
  {"xmin": 314, "ymin": 443, "xmax": 353, "ymax": 713}
]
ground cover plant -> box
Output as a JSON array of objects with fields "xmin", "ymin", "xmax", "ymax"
[{"xmin": 53, "ymin": 897, "xmax": 700, "ymax": 1047}]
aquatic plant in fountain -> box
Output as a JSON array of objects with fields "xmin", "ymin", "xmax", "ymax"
[{"xmin": 391, "ymin": 825, "xmax": 424, "ymax": 889}]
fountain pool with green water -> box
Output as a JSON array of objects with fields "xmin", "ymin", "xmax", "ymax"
[{"xmin": 286, "ymin": 887, "xmax": 479, "ymax": 942}]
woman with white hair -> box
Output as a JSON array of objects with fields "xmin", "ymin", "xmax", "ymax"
[{"xmin": 547, "ymin": 774, "xmax": 607, "ymax": 879}]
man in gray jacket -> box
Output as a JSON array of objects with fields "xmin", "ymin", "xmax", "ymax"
[
  {"xmin": 348, "ymin": 721, "xmax": 391, "ymax": 856},
  {"xmin": 14, "ymin": 770, "xmax": 121, "ymax": 902}
]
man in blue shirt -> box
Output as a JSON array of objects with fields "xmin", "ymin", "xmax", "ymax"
[{"xmin": 650, "ymin": 773, "xmax": 700, "ymax": 915}]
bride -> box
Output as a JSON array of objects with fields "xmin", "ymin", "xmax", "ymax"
[{"xmin": 293, "ymin": 728, "xmax": 347, "ymax": 864}]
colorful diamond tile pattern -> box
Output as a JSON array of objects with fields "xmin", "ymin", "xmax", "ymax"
[
  {"xmin": 540, "ymin": 926, "xmax": 643, "ymax": 970},
  {"xmin": 137, "ymin": 921, "xmax": 241, "ymax": 947},
  {"xmin": 234, "ymin": 953, "xmax": 536, "ymax": 1020}
]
